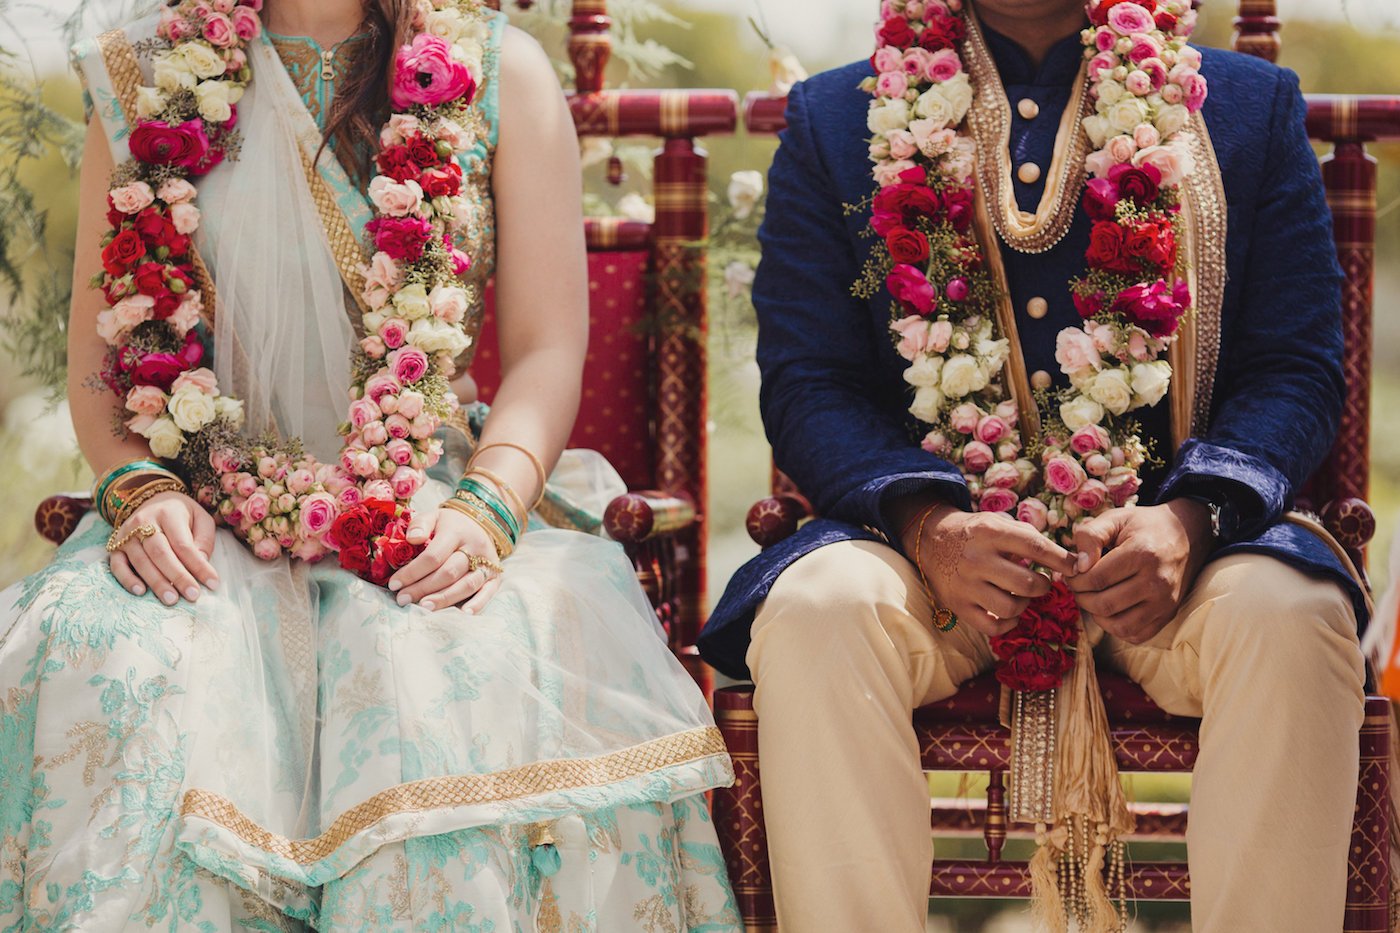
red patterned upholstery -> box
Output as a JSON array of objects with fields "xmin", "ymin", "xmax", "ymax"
[
  {"xmin": 716, "ymin": 4, "xmax": 1400, "ymax": 929},
  {"xmin": 472, "ymin": 249, "xmax": 656, "ymax": 491}
]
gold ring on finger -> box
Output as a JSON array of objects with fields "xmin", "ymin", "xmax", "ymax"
[
  {"xmin": 461, "ymin": 551, "xmax": 503, "ymax": 577},
  {"xmin": 106, "ymin": 522, "xmax": 159, "ymax": 554}
]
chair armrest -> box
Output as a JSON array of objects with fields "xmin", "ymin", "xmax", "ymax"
[
  {"xmin": 35, "ymin": 494, "xmax": 95, "ymax": 546},
  {"xmin": 603, "ymin": 491, "xmax": 697, "ymax": 544},
  {"xmin": 745, "ymin": 495, "xmax": 810, "ymax": 548}
]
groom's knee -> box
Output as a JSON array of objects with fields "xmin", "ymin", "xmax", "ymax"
[{"xmin": 745, "ymin": 540, "xmax": 927, "ymax": 701}]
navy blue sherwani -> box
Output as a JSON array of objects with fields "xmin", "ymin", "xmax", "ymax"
[{"xmin": 699, "ymin": 28, "xmax": 1362, "ymax": 680}]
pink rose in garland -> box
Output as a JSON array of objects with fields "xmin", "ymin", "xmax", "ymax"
[{"xmin": 391, "ymin": 34, "xmax": 476, "ymax": 109}]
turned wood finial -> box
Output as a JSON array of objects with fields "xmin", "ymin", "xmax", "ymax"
[
  {"xmin": 1233, "ymin": 0, "xmax": 1281, "ymax": 63},
  {"xmin": 570, "ymin": 0, "xmax": 612, "ymax": 94}
]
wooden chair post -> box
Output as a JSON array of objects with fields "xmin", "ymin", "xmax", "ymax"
[
  {"xmin": 569, "ymin": 0, "xmax": 611, "ymax": 95},
  {"xmin": 1232, "ymin": 0, "xmax": 1281, "ymax": 62},
  {"xmin": 653, "ymin": 136, "xmax": 711, "ymax": 676}
]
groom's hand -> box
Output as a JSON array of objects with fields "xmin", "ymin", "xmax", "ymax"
[
  {"xmin": 1066, "ymin": 500, "xmax": 1214, "ymax": 644},
  {"xmin": 900, "ymin": 501, "xmax": 1079, "ymax": 637}
]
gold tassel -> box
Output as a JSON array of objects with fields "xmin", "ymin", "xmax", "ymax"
[{"xmin": 1029, "ymin": 626, "xmax": 1136, "ymax": 931}]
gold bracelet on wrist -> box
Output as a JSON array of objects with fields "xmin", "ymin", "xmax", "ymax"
[
  {"xmin": 439, "ymin": 498, "xmax": 515, "ymax": 559},
  {"xmin": 111, "ymin": 477, "xmax": 188, "ymax": 529},
  {"xmin": 99, "ymin": 468, "xmax": 183, "ymax": 526},
  {"xmin": 468, "ymin": 442, "xmax": 547, "ymax": 510}
]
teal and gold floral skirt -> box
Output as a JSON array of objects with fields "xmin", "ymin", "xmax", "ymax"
[{"xmin": 0, "ymin": 459, "xmax": 737, "ymax": 931}]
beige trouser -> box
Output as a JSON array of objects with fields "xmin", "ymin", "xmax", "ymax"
[{"xmin": 746, "ymin": 540, "xmax": 1366, "ymax": 932}]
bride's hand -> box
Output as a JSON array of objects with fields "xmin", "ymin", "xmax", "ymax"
[
  {"xmin": 108, "ymin": 491, "xmax": 219, "ymax": 605},
  {"xmin": 388, "ymin": 508, "xmax": 503, "ymax": 613}
]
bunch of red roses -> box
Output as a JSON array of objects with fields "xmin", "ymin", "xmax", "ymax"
[
  {"xmin": 874, "ymin": 4, "xmax": 966, "ymax": 53},
  {"xmin": 328, "ymin": 499, "xmax": 426, "ymax": 587},
  {"xmin": 368, "ymin": 130, "xmax": 469, "ymax": 266},
  {"xmin": 989, "ymin": 581, "xmax": 1080, "ymax": 692}
]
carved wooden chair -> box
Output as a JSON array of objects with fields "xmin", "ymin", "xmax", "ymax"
[
  {"xmin": 34, "ymin": 0, "xmax": 737, "ymax": 691},
  {"xmin": 716, "ymin": 5, "xmax": 1400, "ymax": 929}
]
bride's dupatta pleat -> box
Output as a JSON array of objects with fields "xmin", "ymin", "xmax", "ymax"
[{"xmin": 250, "ymin": 36, "xmax": 374, "ymax": 317}]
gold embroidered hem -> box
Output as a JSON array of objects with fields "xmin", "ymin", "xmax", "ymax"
[
  {"xmin": 963, "ymin": 8, "xmax": 1092, "ymax": 255},
  {"xmin": 180, "ymin": 725, "xmax": 728, "ymax": 865}
]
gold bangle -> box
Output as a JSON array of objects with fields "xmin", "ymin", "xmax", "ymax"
[
  {"xmin": 913, "ymin": 504, "xmax": 958, "ymax": 633},
  {"xmin": 112, "ymin": 478, "xmax": 188, "ymax": 529},
  {"xmin": 106, "ymin": 522, "xmax": 159, "ymax": 554},
  {"xmin": 463, "ymin": 465, "xmax": 529, "ymax": 523},
  {"xmin": 99, "ymin": 468, "xmax": 182, "ymax": 525},
  {"xmin": 440, "ymin": 498, "xmax": 514, "ymax": 559},
  {"xmin": 468, "ymin": 442, "xmax": 547, "ymax": 510}
]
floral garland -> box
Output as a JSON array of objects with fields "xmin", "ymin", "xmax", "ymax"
[
  {"xmin": 862, "ymin": 0, "xmax": 1205, "ymax": 690},
  {"xmin": 94, "ymin": 0, "xmax": 491, "ymax": 569}
]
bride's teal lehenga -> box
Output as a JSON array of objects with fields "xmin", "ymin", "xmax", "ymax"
[{"xmin": 0, "ymin": 11, "xmax": 738, "ymax": 931}]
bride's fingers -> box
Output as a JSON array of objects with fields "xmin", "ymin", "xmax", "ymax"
[
  {"xmin": 399, "ymin": 549, "xmax": 472, "ymax": 604},
  {"xmin": 406, "ymin": 508, "xmax": 438, "ymax": 546},
  {"xmin": 460, "ymin": 575, "xmax": 501, "ymax": 614},
  {"xmin": 389, "ymin": 532, "xmax": 455, "ymax": 594},
  {"xmin": 123, "ymin": 542, "xmax": 177, "ymax": 606},
  {"xmin": 109, "ymin": 552, "xmax": 146, "ymax": 596},
  {"xmin": 420, "ymin": 569, "xmax": 488, "ymax": 612}
]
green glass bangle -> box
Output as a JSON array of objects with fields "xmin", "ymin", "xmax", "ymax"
[
  {"xmin": 451, "ymin": 490, "xmax": 517, "ymax": 545},
  {"xmin": 455, "ymin": 480, "xmax": 520, "ymax": 542}
]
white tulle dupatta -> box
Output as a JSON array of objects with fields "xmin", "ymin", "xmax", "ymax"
[{"xmin": 192, "ymin": 36, "xmax": 358, "ymax": 464}]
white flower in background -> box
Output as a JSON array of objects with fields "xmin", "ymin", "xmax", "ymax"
[
  {"xmin": 616, "ymin": 192, "xmax": 655, "ymax": 223},
  {"xmin": 768, "ymin": 45, "xmax": 808, "ymax": 97},
  {"xmin": 727, "ymin": 170, "xmax": 764, "ymax": 219},
  {"xmin": 724, "ymin": 261, "xmax": 755, "ymax": 300},
  {"xmin": 580, "ymin": 137, "xmax": 613, "ymax": 170}
]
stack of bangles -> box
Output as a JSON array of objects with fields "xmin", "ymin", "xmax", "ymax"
[
  {"xmin": 439, "ymin": 442, "xmax": 547, "ymax": 562},
  {"xmin": 93, "ymin": 458, "xmax": 188, "ymax": 553}
]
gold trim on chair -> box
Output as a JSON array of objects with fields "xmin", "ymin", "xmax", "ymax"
[{"xmin": 180, "ymin": 726, "xmax": 728, "ymax": 865}]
